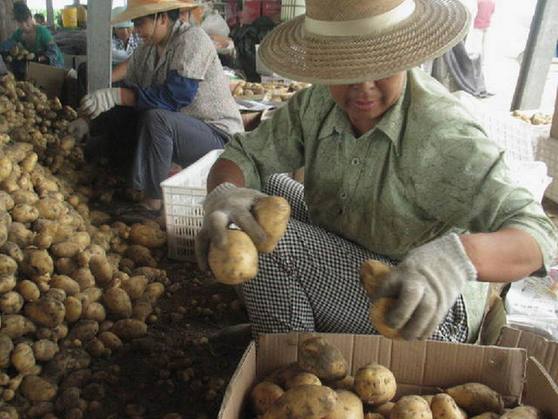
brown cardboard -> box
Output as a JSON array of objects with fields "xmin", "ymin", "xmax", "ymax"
[
  {"xmin": 26, "ymin": 62, "xmax": 66, "ymax": 99},
  {"xmin": 218, "ymin": 333, "xmax": 558, "ymax": 419},
  {"xmin": 498, "ymin": 326, "xmax": 558, "ymax": 385},
  {"xmin": 551, "ymin": 88, "xmax": 558, "ymax": 139}
]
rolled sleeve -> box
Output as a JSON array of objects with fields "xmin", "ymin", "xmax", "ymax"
[{"xmin": 170, "ymin": 27, "xmax": 213, "ymax": 81}]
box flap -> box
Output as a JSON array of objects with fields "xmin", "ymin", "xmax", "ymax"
[
  {"xmin": 257, "ymin": 333, "xmax": 526, "ymax": 401},
  {"xmin": 498, "ymin": 326, "xmax": 558, "ymax": 385},
  {"xmin": 26, "ymin": 62, "xmax": 66, "ymax": 99},
  {"xmin": 524, "ymin": 357, "xmax": 558, "ymax": 418},
  {"xmin": 217, "ymin": 342, "xmax": 256, "ymax": 419}
]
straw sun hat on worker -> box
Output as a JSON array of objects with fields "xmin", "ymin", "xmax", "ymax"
[
  {"xmin": 111, "ymin": 0, "xmax": 199, "ymax": 25},
  {"xmin": 258, "ymin": 0, "xmax": 471, "ymax": 85}
]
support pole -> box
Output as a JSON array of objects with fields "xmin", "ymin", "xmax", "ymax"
[
  {"xmin": 46, "ymin": 0, "xmax": 54, "ymax": 27},
  {"xmin": 86, "ymin": 0, "xmax": 112, "ymax": 93},
  {"xmin": 511, "ymin": 0, "xmax": 558, "ymax": 111}
]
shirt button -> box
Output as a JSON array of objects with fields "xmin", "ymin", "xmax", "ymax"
[
  {"xmin": 340, "ymin": 192, "xmax": 347, "ymax": 199},
  {"xmin": 351, "ymin": 158, "xmax": 360, "ymax": 165}
]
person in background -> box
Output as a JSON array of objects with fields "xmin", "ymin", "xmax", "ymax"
[
  {"xmin": 471, "ymin": 0, "xmax": 496, "ymax": 69},
  {"xmin": 195, "ymin": 0, "xmax": 557, "ymax": 342},
  {"xmin": 69, "ymin": 0, "xmax": 243, "ymax": 215},
  {"xmin": 33, "ymin": 13, "xmax": 46, "ymax": 26},
  {"xmin": 0, "ymin": 2, "xmax": 63, "ymax": 71},
  {"xmin": 111, "ymin": 7, "xmax": 141, "ymax": 66}
]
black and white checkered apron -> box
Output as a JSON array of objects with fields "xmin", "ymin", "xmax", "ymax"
[{"xmin": 239, "ymin": 174, "xmax": 469, "ymax": 342}]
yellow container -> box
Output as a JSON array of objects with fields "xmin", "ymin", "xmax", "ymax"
[
  {"xmin": 76, "ymin": 6, "xmax": 87, "ymax": 27},
  {"xmin": 62, "ymin": 7, "xmax": 78, "ymax": 29}
]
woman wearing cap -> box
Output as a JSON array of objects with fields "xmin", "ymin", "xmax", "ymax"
[
  {"xmin": 0, "ymin": 1, "xmax": 63, "ymax": 70},
  {"xmin": 111, "ymin": 7, "xmax": 141, "ymax": 66},
  {"xmin": 196, "ymin": 0, "xmax": 557, "ymax": 342},
  {"xmin": 75, "ymin": 0, "xmax": 243, "ymax": 213}
]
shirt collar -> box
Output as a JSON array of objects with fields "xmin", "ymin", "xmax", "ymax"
[{"xmin": 323, "ymin": 74, "xmax": 409, "ymax": 154}]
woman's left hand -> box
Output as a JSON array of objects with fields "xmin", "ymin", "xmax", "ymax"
[{"xmin": 370, "ymin": 233, "xmax": 477, "ymax": 340}]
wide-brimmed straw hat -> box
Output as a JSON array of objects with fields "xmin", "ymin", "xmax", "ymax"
[
  {"xmin": 111, "ymin": 0, "xmax": 199, "ymax": 24},
  {"xmin": 112, "ymin": 7, "xmax": 133, "ymax": 28},
  {"xmin": 259, "ymin": 0, "xmax": 471, "ymax": 84}
]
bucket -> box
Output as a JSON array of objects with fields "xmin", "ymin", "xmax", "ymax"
[
  {"xmin": 62, "ymin": 7, "xmax": 78, "ymax": 29},
  {"xmin": 76, "ymin": 6, "xmax": 87, "ymax": 27},
  {"xmin": 281, "ymin": 0, "xmax": 305, "ymax": 21}
]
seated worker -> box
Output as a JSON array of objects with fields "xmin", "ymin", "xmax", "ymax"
[
  {"xmin": 33, "ymin": 13, "xmax": 46, "ymax": 26},
  {"xmin": 71, "ymin": 0, "xmax": 243, "ymax": 214},
  {"xmin": 195, "ymin": 0, "xmax": 557, "ymax": 342},
  {"xmin": 0, "ymin": 2, "xmax": 63, "ymax": 70},
  {"xmin": 111, "ymin": 7, "xmax": 141, "ymax": 66}
]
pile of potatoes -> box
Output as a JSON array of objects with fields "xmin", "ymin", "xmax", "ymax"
[
  {"xmin": 248, "ymin": 337, "xmax": 545, "ymax": 419},
  {"xmin": 511, "ymin": 110, "xmax": 553, "ymax": 126},
  {"xmin": 2, "ymin": 44, "xmax": 35, "ymax": 64},
  {"xmin": 231, "ymin": 80, "xmax": 311, "ymax": 102},
  {"xmin": 0, "ymin": 72, "xmax": 171, "ymax": 418}
]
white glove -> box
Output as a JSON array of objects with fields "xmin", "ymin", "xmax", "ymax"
[
  {"xmin": 371, "ymin": 233, "xmax": 477, "ymax": 340},
  {"xmin": 195, "ymin": 183, "xmax": 268, "ymax": 272},
  {"xmin": 80, "ymin": 88, "xmax": 122, "ymax": 120},
  {"xmin": 67, "ymin": 117, "xmax": 89, "ymax": 141}
]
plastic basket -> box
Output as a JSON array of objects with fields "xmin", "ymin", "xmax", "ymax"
[{"xmin": 160, "ymin": 149, "xmax": 223, "ymax": 261}]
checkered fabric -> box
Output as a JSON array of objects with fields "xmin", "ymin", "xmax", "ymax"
[{"xmin": 239, "ymin": 174, "xmax": 469, "ymax": 342}]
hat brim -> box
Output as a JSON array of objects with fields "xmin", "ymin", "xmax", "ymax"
[
  {"xmin": 259, "ymin": 0, "xmax": 470, "ymax": 84},
  {"xmin": 111, "ymin": 2, "xmax": 199, "ymax": 24}
]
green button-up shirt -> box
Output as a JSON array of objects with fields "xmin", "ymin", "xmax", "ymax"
[{"xmin": 220, "ymin": 68, "xmax": 557, "ymax": 340}]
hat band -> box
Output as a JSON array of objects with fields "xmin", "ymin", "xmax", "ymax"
[{"xmin": 304, "ymin": 0, "xmax": 416, "ymax": 37}]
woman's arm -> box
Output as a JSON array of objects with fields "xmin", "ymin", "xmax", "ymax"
[
  {"xmin": 461, "ymin": 228, "xmax": 544, "ymax": 282},
  {"xmin": 207, "ymin": 158, "xmax": 246, "ymax": 192},
  {"xmin": 112, "ymin": 60, "xmax": 129, "ymax": 82}
]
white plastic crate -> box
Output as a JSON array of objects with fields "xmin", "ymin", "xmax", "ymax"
[{"xmin": 161, "ymin": 149, "xmax": 223, "ymax": 261}]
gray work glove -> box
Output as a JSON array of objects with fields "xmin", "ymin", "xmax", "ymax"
[
  {"xmin": 67, "ymin": 117, "xmax": 89, "ymax": 141},
  {"xmin": 195, "ymin": 183, "xmax": 268, "ymax": 272},
  {"xmin": 371, "ymin": 233, "xmax": 477, "ymax": 340}
]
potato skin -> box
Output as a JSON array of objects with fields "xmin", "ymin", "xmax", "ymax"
[
  {"xmin": 391, "ymin": 395, "xmax": 432, "ymax": 419},
  {"xmin": 431, "ymin": 394, "xmax": 466, "ymax": 419},
  {"xmin": 500, "ymin": 406, "xmax": 542, "ymax": 419},
  {"xmin": 262, "ymin": 384, "xmax": 338, "ymax": 419},
  {"xmin": 250, "ymin": 381, "xmax": 284, "ymax": 415},
  {"xmin": 354, "ymin": 363, "xmax": 396, "ymax": 406},
  {"xmin": 285, "ymin": 372, "xmax": 321, "ymax": 389},
  {"xmin": 253, "ymin": 196, "xmax": 291, "ymax": 253},
  {"xmin": 297, "ymin": 336, "xmax": 348, "ymax": 382},
  {"xmin": 208, "ymin": 230, "xmax": 258, "ymax": 285},
  {"xmin": 446, "ymin": 383, "xmax": 504, "ymax": 416},
  {"xmin": 325, "ymin": 389, "xmax": 364, "ymax": 419}
]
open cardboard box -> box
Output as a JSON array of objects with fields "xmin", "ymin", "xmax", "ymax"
[
  {"xmin": 218, "ymin": 333, "xmax": 558, "ymax": 418},
  {"xmin": 26, "ymin": 62, "xmax": 66, "ymax": 99}
]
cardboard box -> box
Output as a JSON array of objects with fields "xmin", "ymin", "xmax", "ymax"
[
  {"xmin": 218, "ymin": 333, "xmax": 558, "ymax": 418},
  {"xmin": 26, "ymin": 62, "xmax": 66, "ymax": 99}
]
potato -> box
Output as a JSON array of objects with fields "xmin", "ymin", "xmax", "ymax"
[
  {"xmin": 250, "ymin": 381, "xmax": 284, "ymax": 415},
  {"xmin": 76, "ymin": 244, "xmax": 106, "ymax": 268},
  {"xmin": 265, "ymin": 363, "xmax": 304, "ymax": 387},
  {"xmin": 285, "ymin": 372, "xmax": 322, "ymax": 389},
  {"xmin": 11, "ymin": 343, "xmax": 35, "ymax": 373},
  {"xmin": 391, "ymin": 395, "xmax": 432, "ymax": 419},
  {"xmin": 253, "ymin": 196, "xmax": 291, "ymax": 252},
  {"xmin": 297, "ymin": 337, "xmax": 348, "ymax": 381},
  {"xmin": 125, "ymin": 244, "xmax": 157, "ymax": 267},
  {"xmin": 144, "ymin": 282, "xmax": 165, "ymax": 304},
  {"xmin": 353, "ymin": 363, "xmax": 396, "ymax": 405},
  {"xmin": 371, "ymin": 401, "xmax": 394, "ymax": 418},
  {"xmin": 35, "ymin": 197, "xmax": 66, "ymax": 220},
  {"xmin": 263, "ymin": 385, "xmax": 338, "ymax": 419},
  {"xmin": 51, "ymin": 275, "xmax": 80, "ymax": 296},
  {"xmin": 111, "ymin": 319, "xmax": 147, "ymax": 340},
  {"xmin": 21, "ymin": 152, "xmax": 38, "ymax": 173},
  {"xmin": 431, "ymin": 394, "xmax": 466, "ymax": 419},
  {"xmin": 364, "ymin": 414, "xmax": 384, "ymax": 419},
  {"xmin": 85, "ymin": 337, "xmax": 106, "ymax": 357},
  {"xmin": 500, "ymin": 406, "xmax": 542, "ymax": 419},
  {"xmin": 103, "ymin": 287, "xmax": 132, "ymax": 318},
  {"xmin": 0, "ymin": 334, "xmax": 14, "ymax": 368},
  {"xmin": 54, "ymin": 257, "xmax": 78, "ymax": 276},
  {"xmin": 0, "ymin": 156, "xmax": 13, "ymax": 182},
  {"xmin": 2, "ymin": 241, "xmax": 23, "ymax": 263},
  {"xmin": 89, "ymin": 255, "xmax": 113, "ymax": 286},
  {"xmin": 51, "ymin": 241, "xmax": 81, "ymax": 258},
  {"xmin": 83, "ymin": 302, "xmax": 106, "ymax": 323},
  {"xmin": 12, "ymin": 203, "xmax": 39, "ymax": 223},
  {"xmin": 0, "ymin": 291, "xmax": 24, "ymax": 314},
  {"xmin": 325, "ymin": 389, "xmax": 364, "ymax": 419},
  {"xmin": 24, "ymin": 297, "xmax": 66, "ymax": 328},
  {"xmin": 11, "ymin": 190, "xmax": 39, "ymax": 205},
  {"xmin": 132, "ymin": 296, "xmax": 153, "ymax": 322},
  {"xmin": 121, "ymin": 275, "xmax": 148, "ymax": 300},
  {"xmin": 80, "ymin": 287, "xmax": 103, "ymax": 305},
  {"xmin": 0, "ymin": 191, "xmax": 14, "ymax": 212},
  {"xmin": 470, "ymin": 413, "xmax": 500, "ymax": 419},
  {"xmin": 446, "ymin": 383, "xmax": 504, "ymax": 415},
  {"xmin": 359, "ymin": 260, "xmax": 400, "ymax": 339},
  {"xmin": 69, "ymin": 231, "xmax": 91, "ymax": 251},
  {"xmin": 20, "ymin": 375, "xmax": 57, "ymax": 402},
  {"xmin": 64, "ymin": 296, "xmax": 83, "ymax": 323},
  {"xmin": 68, "ymin": 319, "xmax": 99, "ymax": 342},
  {"xmin": 0, "ymin": 254, "xmax": 17, "ymax": 276},
  {"xmin": 422, "ymin": 395, "xmax": 435, "ymax": 406},
  {"xmin": 0, "ymin": 274, "xmax": 16, "ymax": 293},
  {"xmin": 8, "ymin": 222, "xmax": 34, "ymax": 248},
  {"xmin": 129, "ymin": 223, "xmax": 166, "ymax": 248},
  {"xmin": 208, "ymin": 230, "xmax": 258, "ymax": 284},
  {"xmin": 73, "ymin": 268, "xmax": 96, "ymax": 290},
  {"xmin": 0, "ymin": 314, "xmax": 36, "ymax": 338},
  {"xmin": 33, "ymin": 339, "xmax": 59, "ymax": 362},
  {"xmin": 22, "ymin": 249, "xmax": 54, "ymax": 277}
]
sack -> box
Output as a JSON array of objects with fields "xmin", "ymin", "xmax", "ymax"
[{"xmin": 201, "ymin": 12, "xmax": 230, "ymax": 37}]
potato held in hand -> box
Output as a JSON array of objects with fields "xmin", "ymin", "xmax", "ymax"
[
  {"xmin": 359, "ymin": 260, "xmax": 401, "ymax": 339},
  {"xmin": 208, "ymin": 229, "xmax": 258, "ymax": 285},
  {"xmin": 253, "ymin": 196, "xmax": 291, "ymax": 253}
]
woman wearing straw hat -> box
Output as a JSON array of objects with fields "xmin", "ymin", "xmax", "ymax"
[
  {"xmin": 74, "ymin": 0, "xmax": 243, "ymax": 213},
  {"xmin": 196, "ymin": 0, "xmax": 557, "ymax": 341}
]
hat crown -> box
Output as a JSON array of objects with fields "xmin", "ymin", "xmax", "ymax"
[{"xmin": 306, "ymin": 0, "xmax": 407, "ymax": 21}]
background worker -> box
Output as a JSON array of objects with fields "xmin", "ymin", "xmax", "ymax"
[
  {"xmin": 0, "ymin": 1, "xmax": 63, "ymax": 76},
  {"xmin": 71, "ymin": 0, "xmax": 243, "ymax": 215},
  {"xmin": 196, "ymin": 0, "xmax": 557, "ymax": 342}
]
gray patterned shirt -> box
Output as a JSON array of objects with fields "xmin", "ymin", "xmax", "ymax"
[{"xmin": 126, "ymin": 21, "xmax": 243, "ymax": 136}]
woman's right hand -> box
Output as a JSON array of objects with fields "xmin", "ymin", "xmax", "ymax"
[{"xmin": 195, "ymin": 183, "xmax": 268, "ymax": 272}]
